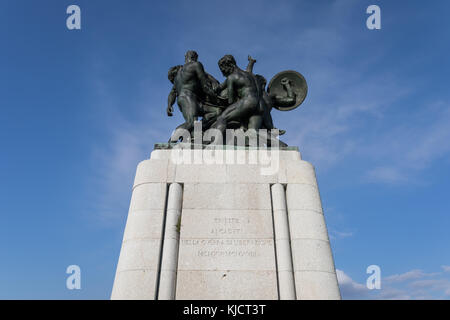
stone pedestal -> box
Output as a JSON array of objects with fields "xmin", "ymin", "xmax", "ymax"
[{"xmin": 111, "ymin": 145, "xmax": 341, "ymax": 300}]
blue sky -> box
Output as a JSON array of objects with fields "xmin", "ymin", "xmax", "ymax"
[{"xmin": 1, "ymin": 0, "xmax": 449, "ymax": 299}]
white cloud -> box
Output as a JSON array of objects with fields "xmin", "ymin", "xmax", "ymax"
[
  {"xmin": 89, "ymin": 119, "xmax": 163, "ymax": 225},
  {"xmin": 329, "ymin": 230, "xmax": 354, "ymax": 240},
  {"xmin": 442, "ymin": 266, "xmax": 450, "ymax": 273},
  {"xmin": 86, "ymin": 72, "xmax": 169, "ymax": 226},
  {"xmin": 338, "ymin": 267, "xmax": 450, "ymax": 299},
  {"xmin": 409, "ymin": 279, "xmax": 450, "ymax": 298},
  {"xmin": 405, "ymin": 106, "xmax": 450, "ymax": 168},
  {"xmin": 282, "ymin": 54, "xmax": 411, "ymax": 172},
  {"xmin": 362, "ymin": 102, "xmax": 450, "ymax": 185},
  {"xmin": 366, "ymin": 166, "xmax": 408, "ymax": 185},
  {"xmin": 87, "ymin": 2, "xmax": 383, "ymax": 226},
  {"xmin": 84, "ymin": 0, "xmax": 450, "ymax": 230},
  {"xmin": 376, "ymin": 287, "xmax": 412, "ymax": 300},
  {"xmin": 336, "ymin": 269, "xmax": 370, "ymax": 299},
  {"xmin": 384, "ymin": 269, "xmax": 429, "ymax": 283}
]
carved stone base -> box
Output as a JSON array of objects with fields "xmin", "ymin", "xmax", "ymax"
[{"xmin": 111, "ymin": 146, "xmax": 341, "ymax": 300}]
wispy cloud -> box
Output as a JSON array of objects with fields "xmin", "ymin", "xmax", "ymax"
[
  {"xmin": 442, "ymin": 266, "xmax": 450, "ymax": 273},
  {"xmin": 90, "ymin": 120, "xmax": 162, "ymax": 225},
  {"xmin": 338, "ymin": 267, "xmax": 450, "ymax": 299},
  {"xmin": 84, "ymin": 0, "xmax": 378, "ymax": 227},
  {"xmin": 329, "ymin": 230, "xmax": 354, "ymax": 240},
  {"xmin": 84, "ymin": 0, "xmax": 450, "ymax": 232},
  {"xmin": 336, "ymin": 269, "xmax": 370, "ymax": 299},
  {"xmin": 384, "ymin": 269, "xmax": 439, "ymax": 283},
  {"xmin": 409, "ymin": 279, "xmax": 450, "ymax": 298},
  {"xmin": 86, "ymin": 72, "xmax": 169, "ymax": 226},
  {"xmin": 362, "ymin": 102, "xmax": 450, "ymax": 185},
  {"xmin": 365, "ymin": 166, "xmax": 408, "ymax": 185}
]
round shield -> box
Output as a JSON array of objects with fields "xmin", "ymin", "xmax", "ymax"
[{"xmin": 267, "ymin": 70, "xmax": 308, "ymax": 111}]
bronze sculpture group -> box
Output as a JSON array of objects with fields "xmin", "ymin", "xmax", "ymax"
[{"xmin": 166, "ymin": 51, "xmax": 307, "ymax": 146}]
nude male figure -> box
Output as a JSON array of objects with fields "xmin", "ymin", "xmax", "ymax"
[
  {"xmin": 212, "ymin": 54, "xmax": 262, "ymax": 133},
  {"xmin": 166, "ymin": 50, "xmax": 213, "ymax": 135}
]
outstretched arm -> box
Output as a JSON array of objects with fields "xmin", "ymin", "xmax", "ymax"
[
  {"xmin": 167, "ymin": 86, "xmax": 176, "ymax": 116},
  {"xmin": 246, "ymin": 55, "xmax": 257, "ymax": 73}
]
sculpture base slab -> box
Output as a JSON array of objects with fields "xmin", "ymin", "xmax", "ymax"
[{"xmin": 111, "ymin": 146, "xmax": 341, "ymax": 300}]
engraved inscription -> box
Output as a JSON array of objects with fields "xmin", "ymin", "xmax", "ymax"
[
  {"xmin": 209, "ymin": 217, "xmax": 251, "ymax": 236},
  {"xmin": 181, "ymin": 239, "xmax": 273, "ymax": 259}
]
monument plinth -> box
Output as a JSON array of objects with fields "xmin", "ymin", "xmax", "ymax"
[
  {"xmin": 111, "ymin": 146, "xmax": 341, "ymax": 300},
  {"xmin": 111, "ymin": 50, "xmax": 341, "ymax": 300}
]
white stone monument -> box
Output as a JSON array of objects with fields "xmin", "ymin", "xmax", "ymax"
[{"xmin": 111, "ymin": 145, "xmax": 341, "ymax": 300}]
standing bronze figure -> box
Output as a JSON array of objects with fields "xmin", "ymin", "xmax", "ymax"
[{"xmin": 166, "ymin": 51, "xmax": 308, "ymax": 146}]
